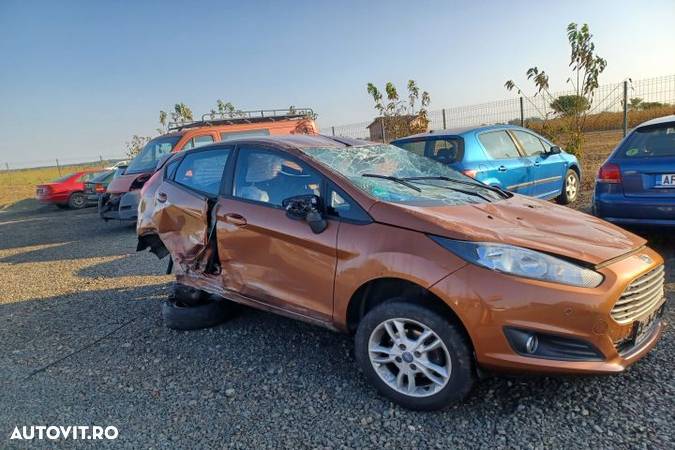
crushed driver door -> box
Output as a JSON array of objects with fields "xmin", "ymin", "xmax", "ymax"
[{"xmin": 151, "ymin": 147, "xmax": 232, "ymax": 272}]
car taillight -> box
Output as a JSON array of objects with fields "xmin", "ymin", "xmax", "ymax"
[
  {"xmin": 597, "ymin": 162, "xmax": 622, "ymax": 183},
  {"xmin": 95, "ymin": 183, "xmax": 106, "ymax": 193},
  {"xmin": 462, "ymin": 169, "xmax": 477, "ymax": 178}
]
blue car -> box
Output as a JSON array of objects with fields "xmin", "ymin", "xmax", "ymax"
[
  {"xmin": 593, "ymin": 115, "xmax": 675, "ymax": 227},
  {"xmin": 392, "ymin": 125, "xmax": 581, "ymax": 204}
]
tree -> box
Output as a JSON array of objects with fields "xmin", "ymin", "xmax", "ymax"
[
  {"xmin": 159, "ymin": 102, "xmax": 194, "ymax": 132},
  {"xmin": 505, "ymin": 23, "xmax": 607, "ymax": 158},
  {"xmin": 125, "ymin": 135, "xmax": 152, "ymax": 159},
  {"xmin": 550, "ymin": 95, "xmax": 590, "ymax": 116},
  {"xmin": 366, "ymin": 80, "xmax": 431, "ymax": 141}
]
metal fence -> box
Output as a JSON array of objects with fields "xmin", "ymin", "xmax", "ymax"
[{"xmin": 320, "ymin": 75, "xmax": 675, "ymax": 141}]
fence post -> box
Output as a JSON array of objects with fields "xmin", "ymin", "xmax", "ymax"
[
  {"xmin": 380, "ymin": 117, "xmax": 386, "ymax": 143},
  {"xmin": 519, "ymin": 97, "xmax": 524, "ymax": 127},
  {"xmin": 55, "ymin": 159, "xmax": 61, "ymax": 176},
  {"xmin": 622, "ymin": 80, "xmax": 628, "ymax": 137},
  {"xmin": 331, "ymin": 126, "xmax": 335, "ymax": 136},
  {"xmin": 442, "ymin": 109, "xmax": 447, "ymax": 129}
]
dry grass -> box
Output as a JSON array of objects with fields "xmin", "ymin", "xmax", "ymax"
[{"xmin": 0, "ymin": 162, "xmax": 107, "ymax": 210}]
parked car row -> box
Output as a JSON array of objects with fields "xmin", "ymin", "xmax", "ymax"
[{"xmin": 35, "ymin": 111, "xmax": 672, "ymax": 411}]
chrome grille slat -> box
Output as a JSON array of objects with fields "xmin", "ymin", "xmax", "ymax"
[
  {"xmin": 614, "ymin": 281, "xmax": 664, "ymax": 308},
  {"xmin": 622, "ymin": 266, "xmax": 664, "ymax": 294},
  {"xmin": 611, "ymin": 264, "xmax": 666, "ymax": 325}
]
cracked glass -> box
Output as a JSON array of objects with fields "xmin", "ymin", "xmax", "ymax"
[{"xmin": 303, "ymin": 144, "xmax": 501, "ymax": 206}]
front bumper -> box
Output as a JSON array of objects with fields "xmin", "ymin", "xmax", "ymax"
[
  {"xmin": 430, "ymin": 246, "xmax": 667, "ymax": 374},
  {"xmin": 99, "ymin": 191, "xmax": 140, "ymax": 221}
]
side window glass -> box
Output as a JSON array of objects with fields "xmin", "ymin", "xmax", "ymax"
[
  {"xmin": 233, "ymin": 147, "xmax": 321, "ymax": 207},
  {"xmin": 165, "ymin": 158, "xmax": 181, "ymax": 180},
  {"xmin": 327, "ymin": 185, "xmax": 370, "ymax": 222},
  {"xmin": 395, "ymin": 140, "xmax": 425, "ymax": 156},
  {"xmin": 174, "ymin": 149, "xmax": 230, "ymax": 196},
  {"xmin": 220, "ymin": 129, "xmax": 270, "ymax": 142},
  {"xmin": 183, "ymin": 139, "xmax": 194, "ymax": 150},
  {"xmin": 512, "ymin": 130, "xmax": 547, "ymax": 156},
  {"xmin": 193, "ymin": 135, "xmax": 214, "ymax": 148},
  {"xmin": 478, "ymin": 131, "xmax": 520, "ymax": 159}
]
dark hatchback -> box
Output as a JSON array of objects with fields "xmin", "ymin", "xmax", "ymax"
[{"xmin": 594, "ymin": 115, "xmax": 675, "ymax": 226}]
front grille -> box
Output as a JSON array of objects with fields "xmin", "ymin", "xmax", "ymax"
[{"xmin": 611, "ymin": 265, "xmax": 665, "ymax": 325}]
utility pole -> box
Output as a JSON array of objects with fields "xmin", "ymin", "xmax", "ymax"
[
  {"xmin": 56, "ymin": 159, "xmax": 61, "ymax": 176},
  {"xmin": 519, "ymin": 97, "xmax": 525, "ymax": 127},
  {"xmin": 442, "ymin": 109, "xmax": 447, "ymax": 129}
]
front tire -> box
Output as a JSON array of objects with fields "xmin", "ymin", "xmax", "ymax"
[
  {"xmin": 355, "ymin": 300, "xmax": 475, "ymax": 410},
  {"xmin": 556, "ymin": 169, "xmax": 579, "ymax": 205}
]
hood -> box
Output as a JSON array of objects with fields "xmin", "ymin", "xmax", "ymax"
[
  {"xmin": 106, "ymin": 172, "xmax": 149, "ymax": 194},
  {"xmin": 368, "ymin": 195, "xmax": 646, "ymax": 265}
]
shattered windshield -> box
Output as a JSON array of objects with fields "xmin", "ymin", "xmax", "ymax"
[
  {"xmin": 126, "ymin": 136, "xmax": 181, "ymax": 174},
  {"xmin": 302, "ymin": 144, "xmax": 502, "ymax": 205}
]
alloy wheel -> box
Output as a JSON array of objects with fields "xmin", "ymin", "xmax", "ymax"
[
  {"xmin": 368, "ymin": 318, "xmax": 451, "ymax": 397},
  {"xmin": 566, "ymin": 173, "xmax": 578, "ymax": 200}
]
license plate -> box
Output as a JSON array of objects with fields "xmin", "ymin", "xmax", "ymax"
[
  {"xmin": 656, "ymin": 173, "xmax": 675, "ymax": 187},
  {"xmin": 633, "ymin": 308, "xmax": 662, "ymax": 345}
]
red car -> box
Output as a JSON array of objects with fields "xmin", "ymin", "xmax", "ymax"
[{"xmin": 36, "ymin": 170, "xmax": 102, "ymax": 209}]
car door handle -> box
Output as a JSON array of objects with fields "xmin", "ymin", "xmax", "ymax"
[
  {"xmin": 224, "ymin": 213, "xmax": 247, "ymax": 226},
  {"xmin": 157, "ymin": 192, "xmax": 167, "ymax": 203},
  {"xmin": 498, "ymin": 165, "xmax": 507, "ymax": 172}
]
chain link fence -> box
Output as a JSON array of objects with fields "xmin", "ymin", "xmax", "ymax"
[{"xmin": 320, "ymin": 75, "xmax": 675, "ymax": 141}]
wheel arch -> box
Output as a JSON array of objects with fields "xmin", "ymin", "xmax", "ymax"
[{"xmin": 345, "ymin": 277, "xmax": 475, "ymax": 351}]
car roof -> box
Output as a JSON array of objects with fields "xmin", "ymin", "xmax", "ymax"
[
  {"xmin": 635, "ymin": 114, "xmax": 675, "ymax": 128},
  {"xmin": 174, "ymin": 134, "xmax": 375, "ymax": 158},
  {"xmin": 392, "ymin": 124, "xmax": 527, "ymax": 141}
]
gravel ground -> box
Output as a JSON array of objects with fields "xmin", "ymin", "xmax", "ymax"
[{"xmin": 0, "ymin": 200, "xmax": 673, "ymax": 449}]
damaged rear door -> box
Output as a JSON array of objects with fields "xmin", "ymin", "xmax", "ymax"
[{"xmin": 151, "ymin": 146, "xmax": 232, "ymax": 271}]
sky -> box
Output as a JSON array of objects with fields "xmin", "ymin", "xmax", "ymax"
[{"xmin": 1, "ymin": 0, "xmax": 674, "ymax": 167}]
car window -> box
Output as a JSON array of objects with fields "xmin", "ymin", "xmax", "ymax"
[
  {"xmin": 327, "ymin": 184, "xmax": 370, "ymax": 222},
  {"xmin": 395, "ymin": 140, "xmax": 425, "ymax": 156},
  {"xmin": 233, "ymin": 147, "xmax": 321, "ymax": 207},
  {"xmin": 618, "ymin": 123, "xmax": 675, "ymax": 158},
  {"xmin": 183, "ymin": 135, "xmax": 214, "ymax": 150},
  {"xmin": 512, "ymin": 130, "xmax": 547, "ymax": 156},
  {"xmin": 165, "ymin": 158, "xmax": 181, "ymax": 180},
  {"xmin": 478, "ymin": 131, "xmax": 520, "ymax": 159},
  {"xmin": 220, "ymin": 129, "xmax": 270, "ymax": 142},
  {"xmin": 429, "ymin": 139, "xmax": 462, "ymax": 163},
  {"xmin": 174, "ymin": 149, "xmax": 230, "ymax": 196},
  {"xmin": 78, "ymin": 172, "xmax": 97, "ymax": 182}
]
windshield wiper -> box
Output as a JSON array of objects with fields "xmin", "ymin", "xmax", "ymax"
[
  {"xmin": 361, "ymin": 173, "xmax": 421, "ymax": 192},
  {"xmin": 402, "ymin": 176, "xmax": 510, "ymax": 198}
]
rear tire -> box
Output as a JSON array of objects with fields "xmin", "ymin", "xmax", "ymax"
[
  {"xmin": 556, "ymin": 169, "xmax": 579, "ymax": 205},
  {"xmin": 67, "ymin": 192, "xmax": 87, "ymax": 209},
  {"xmin": 355, "ymin": 300, "xmax": 475, "ymax": 410},
  {"xmin": 172, "ymin": 283, "xmax": 208, "ymax": 307}
]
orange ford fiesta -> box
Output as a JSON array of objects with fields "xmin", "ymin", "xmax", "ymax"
[{"xmin": 137, "ymin": 135, "xmax": 667, "ymax": 410}]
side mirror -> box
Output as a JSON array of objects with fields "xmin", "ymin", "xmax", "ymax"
[
  {"xmin": 547, "ymin": 146, "xmax": 562, "ymax": 155},
  {"xmin": 282, "ymin": 194, "xmax": 328, "ymax": 234}
]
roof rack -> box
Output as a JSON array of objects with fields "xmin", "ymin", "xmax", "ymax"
[{"xmin": 167, "ymin": 108, "xmax": 315, "ymax": 131}]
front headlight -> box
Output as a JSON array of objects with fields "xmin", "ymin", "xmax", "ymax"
[{"xmin": 431, "ymin": 237, "xmax": 604, "ymax": 288}]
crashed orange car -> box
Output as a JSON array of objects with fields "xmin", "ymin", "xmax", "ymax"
[{"xmin": 137, "ymin": 135, "xmax": 666, "ymax": 410}]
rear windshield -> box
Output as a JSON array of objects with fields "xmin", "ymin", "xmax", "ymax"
[
  {"xmin": 126, "ymin": 136, "xmax": 181, "ymax": 174},
  {"xmin": 618, "ymin": 123, "xmax": 675, "ymax": 159},
  {"xmin": 394, "ymin": 137, "xmax": 464, "ymax": 164},
  {"xmin": 91, "ymin": 170, "xmax": 113, "ymax": 183}
]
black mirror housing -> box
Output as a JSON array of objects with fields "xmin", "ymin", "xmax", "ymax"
[
  {"xmin": 282, "ymin": 194, "xmax": 327, "ymax": 234},
  {"xmin": 548, "ymin": 146, "xmax": 562, "ymax": 155}
]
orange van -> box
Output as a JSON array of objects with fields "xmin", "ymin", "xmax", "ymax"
[{"xmin": 100, "ymin": 109, "xmax": 317, "ymax": 221}]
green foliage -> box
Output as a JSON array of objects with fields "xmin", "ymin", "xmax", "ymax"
[
  {"xmin": 628, "ymin": 98, "xmax": 670, "ymax": 111},
  {"xmin": 125, "ymin": 135, "xmax": 152, "ymax": 159},
  {"xmin": 504, "ymin": 23, "xmax": 607, "ymax": 159},
  {"xmin": 366, "ymin": 80, "xmax": 431, "ymax": 141},
  {"xmin": 550, "ymin": 95, "xmax": 590, "ymax": 116}
]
